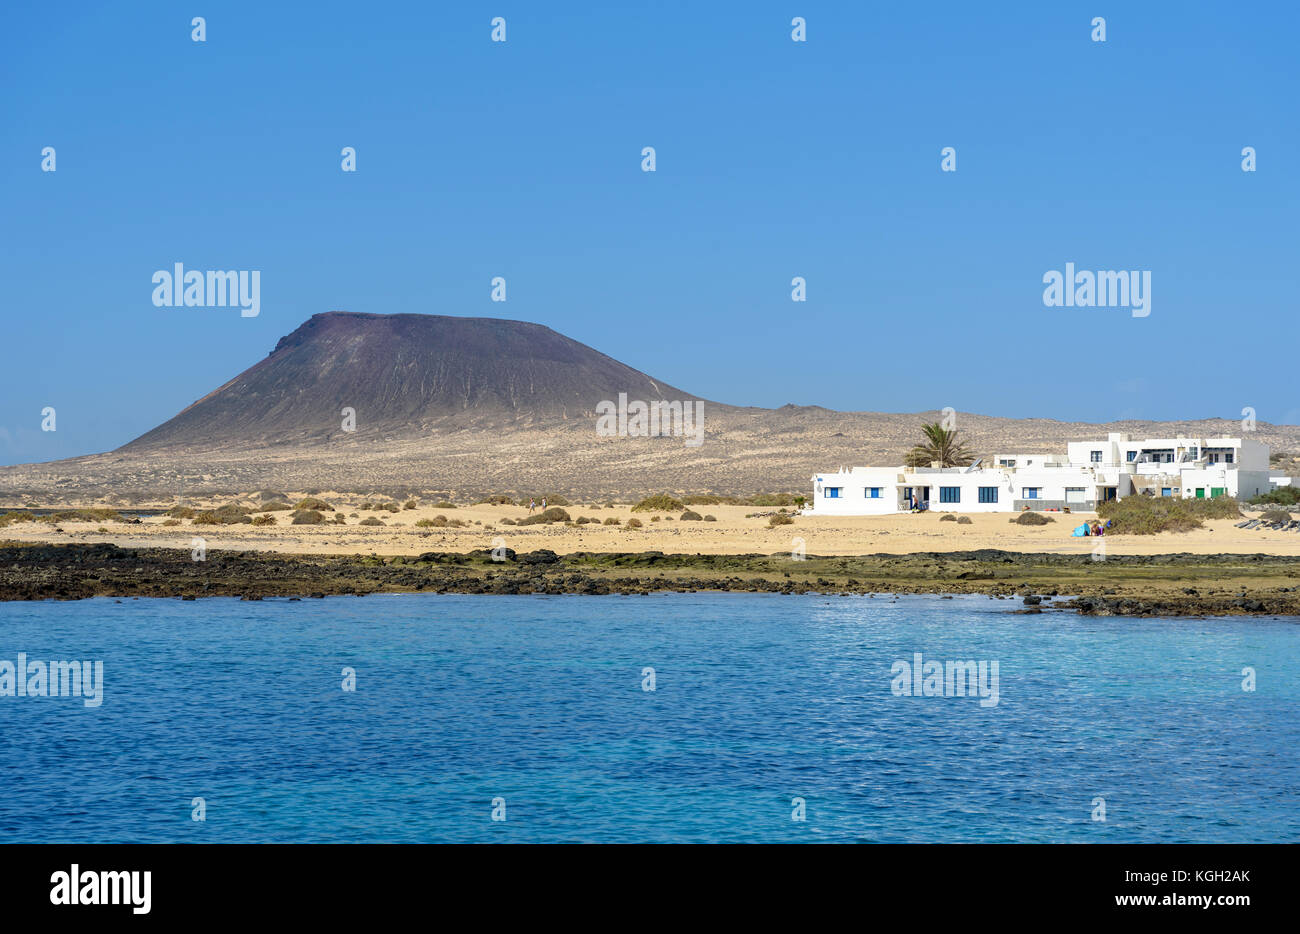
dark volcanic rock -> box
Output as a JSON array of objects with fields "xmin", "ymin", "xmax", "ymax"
[{"xmin": 122, "ymin": 312, "xmax": 703, "ymax": 450}]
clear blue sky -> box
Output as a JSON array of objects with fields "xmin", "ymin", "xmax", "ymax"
[{"xmin": 2, "ymin": 1, "xmax": 1296, "ymax": 465}]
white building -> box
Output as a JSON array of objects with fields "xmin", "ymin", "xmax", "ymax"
[{"xmin": 810, "ymin": 433, "xmax": 1274, "ymax": 516}]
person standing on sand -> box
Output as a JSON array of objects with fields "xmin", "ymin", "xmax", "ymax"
[
  {"xmin": 542, "ymin": 497, "xmax": 547, "ymax": 510},
  {"xmin": 528, "ymin": 499, "xmax": 535, "ymax": 513}
]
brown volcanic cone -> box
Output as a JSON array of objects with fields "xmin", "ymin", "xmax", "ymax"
[{"xmin": 124, "ymin": 312, "xmax": 703, "ymax": 449}]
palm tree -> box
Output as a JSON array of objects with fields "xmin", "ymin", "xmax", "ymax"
[{"xmin": 905, "ymin": 422, "xmax": 974, "ymax": 468}]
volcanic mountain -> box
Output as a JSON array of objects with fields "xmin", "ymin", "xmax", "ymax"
[
  {"xmin": 2, "ymin": 311, "xmax": 1297, "ymax": 501},
  {"xmin": 126, "ymin": 312, "xmax": 705, "ymax": 450}
]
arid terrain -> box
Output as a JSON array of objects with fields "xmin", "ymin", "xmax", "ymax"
[
  {"xmin": 4, "ymin": 499, "xmax": 1300, "ymax": 558},
  {"xmin": 0, "ymin": 312, "xmax": 1296, "ymax": 501}
]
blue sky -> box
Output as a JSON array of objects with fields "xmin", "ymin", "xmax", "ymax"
[{"xmin": 2, "ymin": 1, "xmax": 1296, "ymax": 465}]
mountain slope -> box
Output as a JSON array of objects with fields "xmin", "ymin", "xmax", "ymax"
[{"xmin": 125, "ymin": 312, "xmax": 703, "ymax": 450}]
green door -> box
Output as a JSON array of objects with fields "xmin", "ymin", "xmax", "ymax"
[
  {"xmin": 1210, "ymin": 487, "xmax": 1226, "ymax": 499},
  {"xmin": 1195, "ymin": 488, "xmax": 1205, "ymax": 498}
]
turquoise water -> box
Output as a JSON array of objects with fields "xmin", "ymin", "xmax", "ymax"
[{"xmin": 0, "ymin": 593, "xmax": 1295, "ymax": 843}]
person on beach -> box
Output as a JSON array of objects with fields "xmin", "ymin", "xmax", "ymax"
[
  {"xmin": 528, "ymin": 499, "xmax": 535, "ymax": 513},
  {"xmin": 542, "ymin": 497, "xmax": 547, "ymax": 510}
]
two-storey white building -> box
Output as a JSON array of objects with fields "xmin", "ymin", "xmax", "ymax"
[{"xmin": 810, "ymin": 433, "xmax": 1273, "ymax": 515}]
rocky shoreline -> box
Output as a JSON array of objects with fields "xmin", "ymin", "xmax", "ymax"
[{"xmin": 2, "ymin": 542, "xmax": 1299, "ymax": 616}]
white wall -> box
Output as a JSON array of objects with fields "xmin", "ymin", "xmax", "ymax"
[{"xmin": 812, "ymin": 468, "xmax": 900, "ymax": 515}]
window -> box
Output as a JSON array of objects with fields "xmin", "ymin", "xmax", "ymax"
[
  {"xmin": 825, "ymin": 487, "xmax": 842, "ymax": 499},
  {"xmin": 1126, "ymin": 451, "xmax": 1137, "ymax": 462},
  {"xmin": 978, "ymin": 487, "xmax": 998, "ymax": 504},
  {"xmin": 998, "ymin": 459, "xmax": 1016, "ymax": 467},
  {"xmin": 939, "ymin": 487, "xmax": 960, "ymax": 504},
  {"xmin": 865, "ymin": 487, "xmax": 881, "ymax": 499},
  {"xmin": 1161, "ymin": 487, "xmax": 1173, "ymax": 497},
  {"xmin": 1225, "ymin": 451, "xmax": 1234, "ymax": 464},
  {"xmin": 1090, "ymin": 450, "xmax": 1103, "ymax": 463},
  {"xmin": 1065, "ymin": 488, "xmax": 1086, "ymax": 504},
  {"xmin": 1022, "ymin": 487, "xmax": 1041, "ymax": 499}
]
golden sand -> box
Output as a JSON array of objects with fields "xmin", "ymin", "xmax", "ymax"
[{"xmin": 6, "ymin": 501, "xmax": 1299, "ymax": 558}]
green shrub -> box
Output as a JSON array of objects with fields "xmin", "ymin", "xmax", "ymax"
[
  {"xmin": 166, "ymin": 506, "xmax": 195, "ymax": 519},
  {"xmin": 1096, "ymin": 495, "xmax": 1240, "ymax": 535},
  {"xmin": 956, "ymin": 516, "xmax": 972, "ymax": 525},
  {"xmin": 251, "ymin": 514, "xmax": 276, "ymax": 526},
  {"xmin": 1260, "ymin": 508, "xmax": 1292, "ymax": 526},
  {"xmin": 403, "ymin": 500, "xmax": 418, "ymax": 510},
  {"xmin": 680, "ymin": 510, "xmax": 703, "ymax": 521},
  {"xmin": 519, "ymin": 507, "xmax": 570, "ymax": 526},
  {"xmin": 212, "ymin": 503, "xmax": 252, "ymax": 524},
  {"xmin": 1251, "ymin": 487, "xmax": 1300, "ymax": 507},
  {"xmin": 1011, "ymin": 512, "xmax": 1054, "ymax": 526},
  {"xmin": 42, "ymin": 508, "xmax": 122, "ymax": 524},
  {"xmin": 161, "ymin": 518, "xmax": 181, "ymax": 527},
  {"xmin": 603, "ymin": 517, "xmax": 621, "ymax": 525},
  {"xmin": 939, "ymin": 513, "xmax": 957, "ymax": 522},
  {"xmin": 291, "ymin": 510, "xmax": 326, "ymax": 525},
  {"xmin": 258, "ymin": 501, "xmax": 292, "ymax": 512},
  {"xmin": 474, "ymin": 495, "xmax": 515, "ymax": 505},
  {"xmin": 192, "ymin": 512, "xmax": 220, "ymax": 526},
  {"xmin": 769, "ymin": 514, "xmax": 794, "ymax": 527},
  {"xmin": 703, "ymin": 514, "xmax": 717, "ymax": 522},
  {"xmin": 295, "ymin": 497, "xmax": 334, "ymax": 512},
  {"xmin": 747, "ymin": 493, "xmax": 796, "ymax": 507},
  {"xmin": 632, "ymin": 494, "xmax": 684, "ymax": 513},
  {"xmin": 359, "ymin": 517, "xmax": 385, "ymax": 526},
  {"xmin": 430, "ymin": 501, "xmax": 456, "ymax": 509},
  {"xmin": 626, "ymin": 518, "xmax": 643, "ymax": 529}
]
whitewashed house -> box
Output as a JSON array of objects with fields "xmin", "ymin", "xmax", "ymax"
[{"xmin": 810, "ymin": 433, "xmax": 1274, "ymax": 515}]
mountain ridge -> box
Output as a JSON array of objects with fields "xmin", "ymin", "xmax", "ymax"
[{"xmin": 124, "ymin": 311, "xmax": 708, "ymax": 451}]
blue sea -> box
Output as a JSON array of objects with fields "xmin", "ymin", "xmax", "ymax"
[{"xmin": 0, "ymin": 594, "xmax": 1295, "ymax": 843}]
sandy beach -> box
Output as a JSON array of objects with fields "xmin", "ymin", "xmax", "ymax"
[{"xmin": 4, "ymin": 499, "xmax": 1299, "ymax": 558}]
